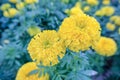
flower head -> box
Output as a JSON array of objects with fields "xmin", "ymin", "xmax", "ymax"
[
  {"xmin": 27, "ymin": 30, "xmax": 66, "ymax": 66},
  {"xmin": 102, "ymin": 0, "xmax": 110, "ymax": 5},
  {"xmin": 101, "ymin": 6, "xmax": 115, "ymax": 16},
  {"xmin": 9, "ymin": 8, "xmax": 18, "ymax": 17},
  {"xmin": 65, "ymin": 2, "xmax": 83, "ymax": 16},
  {"xmin": 110, "ymin": 16, "xmax": 118, "ymax": 22},
  {"xmin": 110, "ymin": 16, "xmax": 120, "ymax": 26},
  {"xmin": 95, "ymin": 6, "xmax": 115, "ymax": 17},
  {"xmin": 75, "ymin": 1, "xmax": 81, "ymax": 8},
  {"xmin": 94, "ymin": 37, "xmax": 117, "ymax": 56},
  {"xmin": 59, "ymin": 14, "xmax": 101, "ymax": 52},
  {"xmin": 114, "ymin": 17, "xmax": 120, "ymax": 26},
  {"xmin": 3, "ymin": 11, "xmax": 10, "ymax": 17},
  {"xmin": 3, "ymin": 8, "xmax": 18, "ymax": 18},
  {"xmin": 61, "ymin": 30, "xmax": 91, "ymax": 52},
  {"xmin": 65, "ymin": 5, "xmax": 84, "ymax": 16},
  {"xmin": 83, "ymin": 6, "xmax": 90, "ymax": 12},
  {"xmin": 106, "ymin": 22, "xmax": 116, "ymax": 31},
  {"xmin": 16, "ymin": 2, "xmax": 25, "ymax": 10},
  {"xmin": 69, "ymin": 7, "xmax": 84, "ymax": 15},
  {"xmin": 87, "ymin": 0, "xmax": 99, "ymax": 6},
  {"xmin": 27, "ymin": 26, "xmax": 41, "ymax": 36},
  {"xmin": 16, "ymin": 62, "xmax": 49, "ymax": 80},
  {"xmin": 95, "ymin": 10, "xmax": 104, "ymax": 16},
  {"xmin": 0, "ymin": 3, "xmax": 11, "ymax": 11}
]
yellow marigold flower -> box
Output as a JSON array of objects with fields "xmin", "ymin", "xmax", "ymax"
[
  {"xmin": 106, "ymin": 22, "xmax": 116, "ymax": 31},
  {"xmin": 114, "ymin": 17, "xmax": 120, "ymax": 26},
  {"xmin": 102, "ymin": 0, "xmax": 110, "ymax": 5},
  {"xmin": 0, "ymin": 3, "xmax": 11, "ymax": 11},
  {"xmin": 75, "ymin": 1, "xmax": 81, "ymax": 8},
  {"xmin": 110, "ymin": 16, "xmax": 120, "ymax": 26},
  {"xmin": 101, "ymin": 6, "xmax": 115, "ymax": 16},
  {"xmin": 27, "ymin": 30, "xmax": 66, "ymax": 66},
  {"xmin": 3, "ymin": 8, "xmax": 18, "ymax": 18},
  {"xmin": 16, "ymin": 62, "xmax": 49, "ymax": 80},
  {"xmin": 95, "ymin": 10, "xmax": 104, "ymax": 16},
  {"xmin": 8, "ymin": 8, "xmax": 18, "ymax": 17},
  {"xmin": 3, "ymin": 11, "xmax": 10, "ymax": 18},
  {"xmin": 59, "ymin": 30, "xmax": 91, "ymax": 52},
  {"xmin": 59, "ymin": 14, "xmax": 101, "ymax": 52},
  {"xmin": 83, "ymin": 6, "xmax": 90, "ymax": 12},
  {"xmin": 110, "ymin": 16, "xmax": 118, "ymax": 22},
  {"xmin": 9, "ymin": 0, "xmax": 18, "ymax": 3},
  {"xmin": 27, "ymin": 26, "xmax": 41, "ymax": 36},
  {"xmin": 86, "ymin": 0, "xmax": 99, "ymax": 6},
  {"xmin": 94, "ymin": 37, "xmax": 117, "ymax": 56},
  {"xmin": 65, "ymin": 2, "xmax": 83, "ymax": 16},
  {"xmin": 16, "ymin": 2, "xmax": 25, "ymax": 10},
  {"xmin": 69, "ymin": 6, "xmax": 84, "ymax": 16}
]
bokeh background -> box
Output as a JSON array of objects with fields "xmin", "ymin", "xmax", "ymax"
[{"xmin": 0, "ymin": 0, "xmax": 120, "ymax": 80}]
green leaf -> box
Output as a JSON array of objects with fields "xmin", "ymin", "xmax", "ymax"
[
  {"xmin": 82, "ymin": 70, "xmax": 98, "ymax": 76},
  {"xmin": 27, "ymin": 69, "xmax": 39, "ymax": 76}
]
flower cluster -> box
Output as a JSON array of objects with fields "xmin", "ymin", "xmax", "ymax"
[
  {"xmin": 3, "ymin": 8, "xmax": 18, "ymax": 18},
  {"xmin": 59, "ymin": 14, "xmax": 101, "ymax": 52},
  {"xmin": 110, "ymin": 15, "xmax": 120, "ymax": 26},
  {"xmin": 105, "ymin": 15, "xmax": 120, "ymax": 32},
  {"xmin": 16, "ymin": 5, "xmax": 102, "ymax": 79},
  {"xmin": 0, "ymin": 0, "xmax": 39, "ymax": 18},
  {"xmin": 0, "ymin": 0, "xmax": 120, "ymax": 79},
  {"xmin": 95, "ymin": 6, "xmax": 115, "ymax": 16}
]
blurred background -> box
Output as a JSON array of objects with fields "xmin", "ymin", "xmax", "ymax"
[{"xmin": 0, "ymin": 0, "xmax": 120, "ymax": 80}]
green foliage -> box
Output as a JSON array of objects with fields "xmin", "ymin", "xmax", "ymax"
[
  {"xmin": 0, "ymin": 0, "xmax": 120, "ymax": 80},
  {"xmin": 35, "ymin": 49, "xmax": 96, "ymax": 80},
  {"xmin": 0, "ymin": 42, "xmax": 31, "ymax": 80}
]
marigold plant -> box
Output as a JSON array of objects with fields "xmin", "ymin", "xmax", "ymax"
[
  {"xmin": 16, "ymin": 62, "xmax": 49, "ymax": 80},
  {"xmin": 94, "ymin": 37, "xmax": 117, "ymax": 56},
  {"xmin": 59, "ymin": 14, "xmax": 101, "ymax": 52},
  {"xmin": 27, "ymin": 30, "xmax": 66, "ymax": 66}
]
